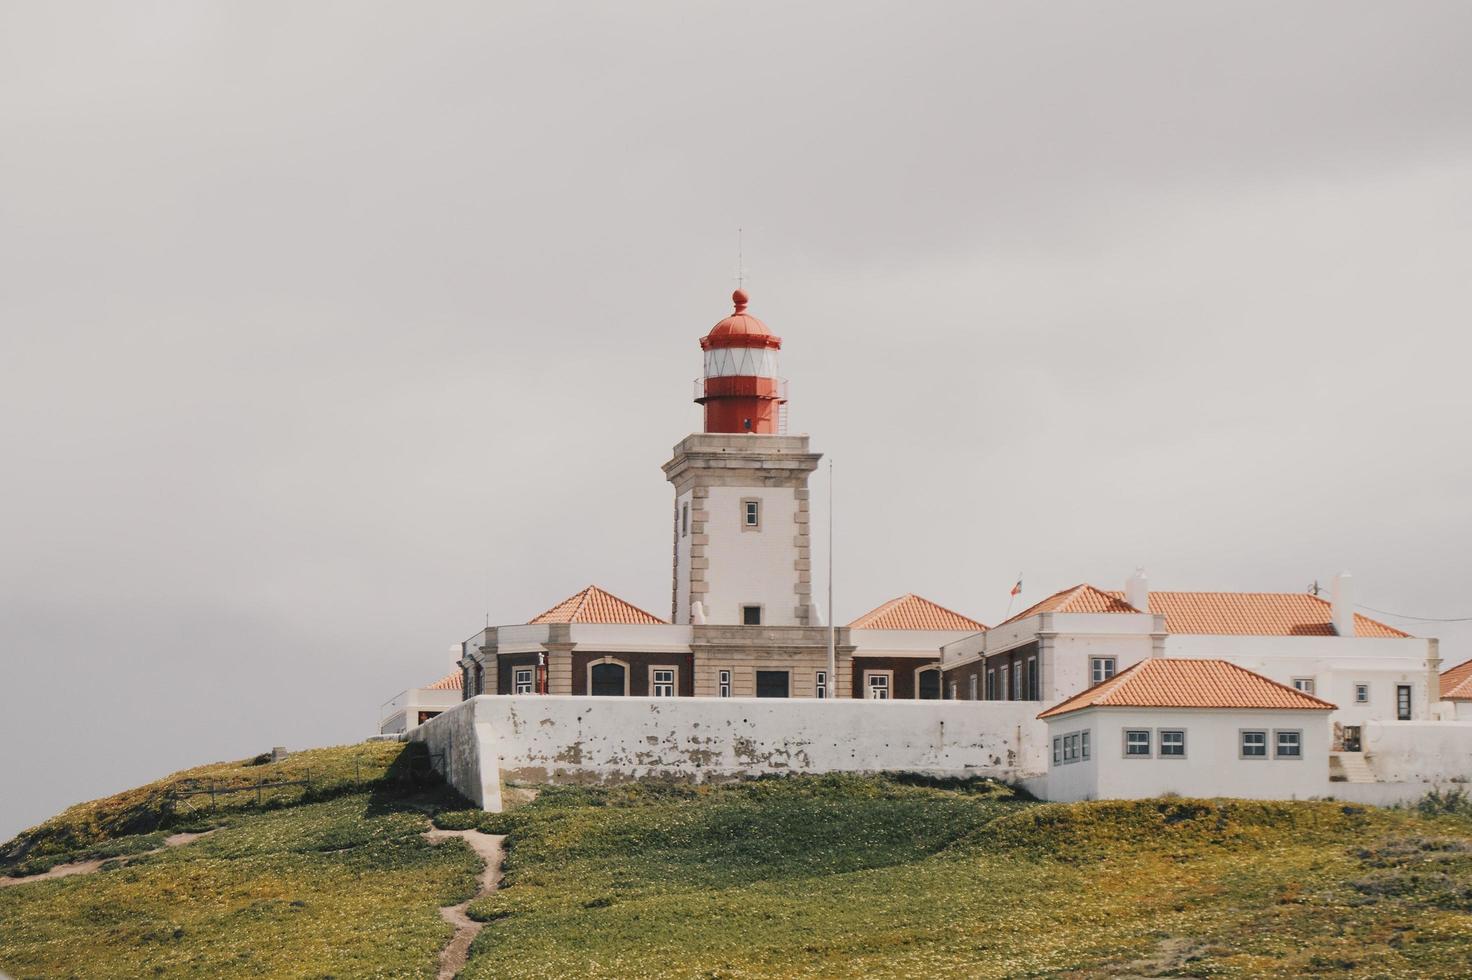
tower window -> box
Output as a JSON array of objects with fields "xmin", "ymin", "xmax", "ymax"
[
  {"xmin": 718, "ymin": 669, "xmax": 732, "ymax": 698},
  {"xmin": 741, "ymin": 604, "xmax": 763, "ymax": 626},
  {"xmin": 681, "ymin": 502, "xmax": 689, "ymax": 537},
  {"xmin": 741, "ymin": 498, "xmax": 761, "ymax": 529}
]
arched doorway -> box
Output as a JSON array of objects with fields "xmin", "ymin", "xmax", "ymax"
[{"xmin": 590, "ymin": 661, "xmax": 628, "ymax": 696}]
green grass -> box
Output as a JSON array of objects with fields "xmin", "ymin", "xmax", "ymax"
[{"xmin": 5, "ymin": 755, "xmax": 1472, "ymax": 979}]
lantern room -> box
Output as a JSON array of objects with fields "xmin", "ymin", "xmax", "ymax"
[{"xmin": 694, "ymin": 289, "xmax": 788, "ymax": 434}]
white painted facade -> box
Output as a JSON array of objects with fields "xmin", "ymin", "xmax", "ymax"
[
  {"xmin": 379, "ymin": 685, "xmax": 463, "ymax": 735},
  {"xmin": 701, "ymin": 484, "xmax": 800, "ymax": 626},
  {"xmin": 1042, "ymin": 707, "xmax": 1334, "ymax": 803}
]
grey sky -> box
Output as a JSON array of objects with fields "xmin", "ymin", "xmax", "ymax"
[{"xmin": 2, "ymin": 1, "xmax": 1470, "ymax": 840}]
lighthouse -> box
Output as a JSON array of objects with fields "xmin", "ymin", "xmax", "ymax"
[
  {"xmin": 663, "ymin": 290, "xmax": 822, "ymax": 636},
  {"xmin": 695, "ymin": 289, "xmax": 786, "ymax": 434}
]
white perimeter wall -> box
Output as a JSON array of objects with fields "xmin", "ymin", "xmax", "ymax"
[
  {"xmin": 703, "ymin": 485, "xmax": 799, "ymax": 626},
  {"xmin": 410, "ymin": 695, "xmax": 1047, "ymax": 809},
  {"xmin": 1363, "ymin": 720, "xmax": 1472, "ymax": 783}
]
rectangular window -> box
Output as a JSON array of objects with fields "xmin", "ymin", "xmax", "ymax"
[
  {"xmin": 1292, "ymin": 677, "xmax": 1316, "ymax": 695},
  {"xmin": 742, "ymin": 498, "xmax": 761, "ymax": 529},
  {"xmin": 985, "ymin": 669, "xmax": 995, "ymax": 700},
  {"xmin": 1063, "ymin": 734, "xmax": 1075, "ymax": 762},
  {"xmin": 1240, "ymin": 730, "xmax": 1268, "ymax": 758},
  {"xmin": 652, "ymin": 668, "xmax": 675, "ymax": 698},
  {"xmin": 1275, "ymin": 729, "xmax": 1302, "ymax": 759},
  {"xmin": 1124, "ymin": 729, "xmax": 1152, "ymax": 757},
  {"xmin": 1354, "ymin": 683, "xmax": 1369, "ymax": 704},
  {"xmin": 741, "ymin": 604, "xmax": 763, "ymax": 626},
  {"xmin": 756, "ymin": 670, "xmax": 789, "ymax": 698},
  {"xmin": 814, "ymin": 670, "xmax": 827, "ymax": 700},
  {"xmin": 948, "ymin": 681, "xmax": 958, "ymax": 701},
  {"xmin": 513, "ymin": 668, "xmax": 534, "ymax": 695},
  {"xmin": 1091, "ymin": 658, "xmax": 1116, "ymax": 685},
  {"xmin": 1397, "ymin": 684, "xmax": 1412, "ymax": 720},
  {"xmin": 1027, "ymin": 656, "xmax": 1039, "ymax": 700},
  {"xmin": 968, "ymin": 674, "xmax": 978, "ymax": 700},
  {"xmin": 1012, "ymin": 663, "xmax": 1022, "ymax": 700},
  {"xmin": 1159, "ymin": 729, "xmax": 1186, "ymax": 758},
  {"xmin": 1053, "ymin": 737, "xmax": 1062, "ymax": 764},
  {"xmin": 681, "ymin": 502, "xmax": 689, "ymax": 537},
  {"xmin": 866, "ymin": 672, "xmax": 891, "ymax": 700},
  {"xmin": 1000, "ymin": 666, "xmax": 1009, "ymax": 701},
  {"xmin": 1080, "ymin": 730, "xmax": 1090, "ymax": 760},
  {"xmin": 718, "ymin": 669, "xmax": 732, "ymax": 698}
]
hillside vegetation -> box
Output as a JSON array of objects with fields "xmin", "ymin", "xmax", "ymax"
[{"xmin": 2, "ymin": 745, "xmax": 1471, "ymax": 978}]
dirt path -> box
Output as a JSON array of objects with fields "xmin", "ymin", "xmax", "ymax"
[
  {"xmin": 424, "ymin": 828, "xmax": 507, "ymax": 980},
  {"xmin": 0, "ymin": 829, "xmax": 218, "ymax": 889}
]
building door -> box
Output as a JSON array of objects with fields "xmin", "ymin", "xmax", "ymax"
[
  {"xmin": 1396, "ymin": 685, "xmax": 1412, "ymax": 720},
  {"xmin": 1343, "ymin": 726, "xmax": 1362, "ymax": 752},
  {"xmin": 756, "ymin": 670, "xmax": 790, "ymax": 698},
  {"xmin": 590, "ymin": 662, "xmax": 627, "ymax": 696},
  {"xmin": 917, "ymin": 668, "xmax": 941, "ymax": 700}
]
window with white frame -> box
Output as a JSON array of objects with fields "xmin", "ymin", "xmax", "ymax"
[
  {"xmin": 1091, "ymin": 658, "xmax": 1116, "ymax": 684},
  {"xmin": 999, "ymin": 666, "xmax": 1009, "ymax": 701},
  {"xmin": 1159, "ymin": 729, "xmax": 1186, "ymax": 758},
  {"xmin": 1292, "ymin": 677, "xmax": 1316, "ymax": 695},
  {"xmin": 1012, "ymin": 663, "xmax": 1022, "ymax": 700},
  {"xmin": 718, "ymin": 669, "xmax": 732, "ymax": 698},
  {"xmin": 742, "ymin": 498, "xmax": 761, "ymax": 529},
  {"xmin": 1124, "ymin": 729, "xmax": 1152, "ymax": 757},
  {"xmin": 513, "ymin": 668, "xmax": 534, "ymax": 695},
  {"xmin": 985, "ymin": 669, "xmax": 995, "ymax": 700},
  {"xmin": 1053, "ymin": 729, "xmax": 1091, "ymax": 766},
  {"xmin": 1274, "ymin": 729, "xmax": 1302, "ymax": 759},
  {"xmin": 866, "ymin": 672, "xmax": 891, "ymax": 700},
  {"xmin": 814, "ymin": 670, "xmax": 827, "ymax": 699},
  {"xmin": 968, "ymin": 674, "xmax": 978, "ymax": 700},
  {"xmin": 949, "ymin": 681, "xmax": 958, "ymax": 700},
  {"xmin": 1081, "ymin": 730, "xmax": 1090, "ymax": 760},
  {"xmin": 1063, "ymin": 734, "xmax": 1076, "ymax": 761},
  {"xmin": 1027, "ymin": 656, "xmax": 1039, "ymax": 700},
  {"xmin": 1240, "ymin": 729, "xmax": 1268, "ymax": 758},
  {"xmin": 1053, "ymin": 737, "xmax": 1062, "ymax": 764},
  {"xmin": 1354, "ymin": 683, "xmax": 1369, "ymax": 704},
  {"xmin": 652, "ymin": 668, "xmax": 676, "ymax": 697}
]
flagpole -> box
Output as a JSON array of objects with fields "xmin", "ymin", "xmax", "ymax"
[{"xmin": 826, "ymin": 458, "xmax": 835, "ymax": 698}]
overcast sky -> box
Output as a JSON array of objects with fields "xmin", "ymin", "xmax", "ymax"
[{"xmin": 3, "ymin": 1, "xmax": 1471, "ymax": 840}]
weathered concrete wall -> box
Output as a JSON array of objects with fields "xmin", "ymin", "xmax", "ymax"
[
  {"xmin": 415, "ymin": 695, "xmax": 1046, "ymax": 809},
  {"xmin": 405, "ymin": 699, "xmax": 503, "ymax": 811},
  {"xmin": 1363, "ymin": 720, "xmax": 1472, "ymax": 784}
]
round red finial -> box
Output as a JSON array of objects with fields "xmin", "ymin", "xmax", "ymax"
[{"xmin": 732, "ymin": 289, "xmax": 748, "ymax": 313}]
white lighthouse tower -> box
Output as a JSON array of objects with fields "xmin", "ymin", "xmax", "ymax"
[{"xmin": 663, "ymin": 290, "xmax": 822, "ymax": 628}]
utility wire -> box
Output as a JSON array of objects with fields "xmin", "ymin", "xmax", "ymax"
[{"xmin": 1354, "ymin": 604, "xmax": 1472, "ymax": 624}]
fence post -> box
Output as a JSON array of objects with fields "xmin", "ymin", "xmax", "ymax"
[
  {"xmin": 209, "ymin": 781, "xmax": 216, "ymax": 811},
  {"xmin": 256, "ymin": 780, "xmax": 262, "ymax": 806}
]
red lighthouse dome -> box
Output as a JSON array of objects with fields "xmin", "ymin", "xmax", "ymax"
[{"xmin": 695, "ymin": 290, "xmax": 787, "ymax": 434}]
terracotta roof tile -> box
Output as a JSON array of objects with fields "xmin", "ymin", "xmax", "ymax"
[
  {"xmin": 424, "ymin": 672, "xmax": 462, "ymax": 691},
  {"xmin": 848, "ymin": 594, "xmax": 987, "ymax": 631},
  {"xmin": 1039, "ymin": 658, "xmax": 1338, "ymax": 719},
  {"xmin": 1106, "ymin": 591, "xmax": 1410, "ymax": 638},
  {"xmin": 1441, "ymin": 658, "xmax": 1472, "ymax": 701},
  {"xmin": 1000, "ymin": 584, "xmax": 1138, "ymax": 626},
  {"xmin": 528, "ymin": 585, "xmax": 667, "ymax": 626}
]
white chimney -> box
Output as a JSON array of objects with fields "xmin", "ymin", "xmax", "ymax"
[
  {"xmin": 1125, "ymin": 568, "xmax": 1149, "ymax": 613},
  {"xmin": 1331, "ymin": 572, "xmax": 1354, "ymax": 637},
  {"xmin": 691, "ymin": 601, "xmax": 707, "ymax": 625}
]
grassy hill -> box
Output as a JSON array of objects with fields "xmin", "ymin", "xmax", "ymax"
[{"xmin": 3, "ymin": 743, "xmax": 1472, "ymax": 978}]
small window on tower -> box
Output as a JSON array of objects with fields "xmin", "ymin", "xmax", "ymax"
[
  {"xmin": 741, "ymin": 604, "xmax": 763, "ymax": 626},
  {"xmin": 742, "ymin": 498, "xmax": 761, "ymax": 529},
  {"xmin": 681, "ymin": 502, "xmax": 689, "ymax": 537}
]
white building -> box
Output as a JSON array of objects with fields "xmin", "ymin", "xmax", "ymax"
[
  {"xmin": 1440, "ymin": 658, "xmax": 1472, "ymax": 720},
  {"xmin": 1039, "ymin": 658, "xmax": 1335, "ymax": 803},
  {"xmin": 379, "ymin": 671, "xmax": 463, "ymax": 735}
]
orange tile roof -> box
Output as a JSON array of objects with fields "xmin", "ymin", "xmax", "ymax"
[
  {"xmin": 1000, "ymin": 584, "xmax": 1138, "ymax": 626},
  {"xmin": 1441, "ymin": 658, "xmax": 1472, "ymax": 701},
  {"xmin": 1039, "ymin": 658, "xmax": 1338, "ymax": 719},
  {"xmin": 848, "ymin": 594, "xmax": 987, "ymax": 631},
  {"xmin": 1106, "ymin": 591, "xmax": 1410, "ymax": 638},
  {"xmin": 528, "ymin": 585, "xmax": 667, "ymax": 625},
  {"xmin": 424, "ymin": 671, "xmax": 462, "ymax": 691}
]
